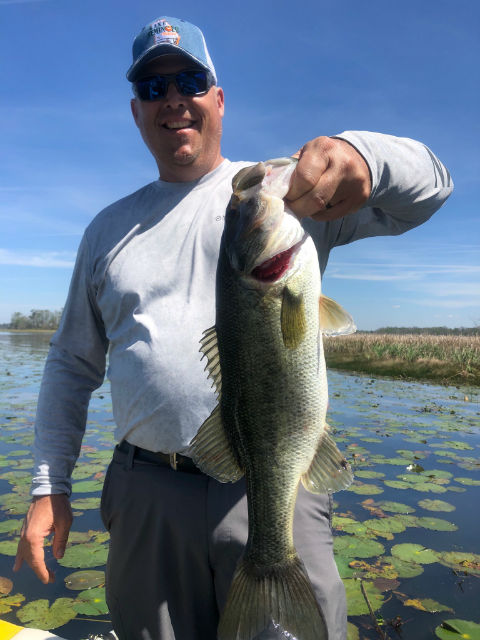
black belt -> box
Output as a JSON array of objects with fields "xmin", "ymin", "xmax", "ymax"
[{"xmin": 116, "ymin": 440, "xmax": 202, "ymax": 475}]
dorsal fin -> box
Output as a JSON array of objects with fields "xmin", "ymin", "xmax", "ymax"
[
  {"xmin": 319, "ymin": 295, "xmax": 356, "ymax": 336},
  {"xmin": 199, "ymin": 326, "xmax": 222, "ymax": 396}
]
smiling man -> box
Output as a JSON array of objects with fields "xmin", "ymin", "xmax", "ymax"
[{"xmin": 15, "ymin": 15, "xmax": 453, "ymax": 640}]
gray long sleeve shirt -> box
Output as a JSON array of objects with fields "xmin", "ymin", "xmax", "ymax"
[{"xmin": 32, "ymin": 131, "xmax": 453, "ymax": 496}]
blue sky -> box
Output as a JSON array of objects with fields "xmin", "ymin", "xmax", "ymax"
[{"xmin": 1, "ymin": 0, "xmax": 478, "ymax": 329}]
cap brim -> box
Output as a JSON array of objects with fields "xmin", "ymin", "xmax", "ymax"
[{"xmin": 126, "ymin": 44, "xmax": 210, "ymax": 81}]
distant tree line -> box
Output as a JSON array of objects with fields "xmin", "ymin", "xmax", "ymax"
[
  {"xmin": 370, "ymin": 326, "xmax": 480, "ymax": 336},
  {"xmin": 5, "ymin": 309, "xmax": 63, "ymax": 330}
]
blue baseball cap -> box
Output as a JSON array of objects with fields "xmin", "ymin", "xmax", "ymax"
[{"xmin": 126, "ymin": 17, "xmax": 217, "ymax": 82}]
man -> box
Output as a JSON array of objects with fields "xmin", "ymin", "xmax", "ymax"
[{"xmin": 14, "ymin": 15, "xmax": 453, "ymax": 640}]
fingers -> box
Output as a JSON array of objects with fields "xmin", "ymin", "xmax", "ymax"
[
  {"xmin": 14, "ymin": 535, "xmax": 52, "ymax": 584},
  {"xmin": 285, "ymin": 137, "xmax": 371, "ymax": 220},
  {"xmin": 13, "ymin": 494, "xmax": 73, "ymax": 584}
]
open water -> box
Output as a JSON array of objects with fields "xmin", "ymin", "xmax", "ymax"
[{"xmin": 0, "ymin": 331, "xmax": 479, "ymax": 639}]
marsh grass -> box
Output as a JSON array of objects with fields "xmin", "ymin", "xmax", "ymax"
[{"xmin": 324, "ymin": 333, "xmax": 480, "ymax": 385}]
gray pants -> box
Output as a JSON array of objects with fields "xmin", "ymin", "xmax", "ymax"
[{"xmin": 101, "ymin": 447, "xmax": 347, "ymax": 640}]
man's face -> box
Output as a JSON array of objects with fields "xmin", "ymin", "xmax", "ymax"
[{"xmin": 131, "ymin": 55, "xmax": 225, "ymax": 182}]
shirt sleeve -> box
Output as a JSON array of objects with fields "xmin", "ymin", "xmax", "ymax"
[
  {"xmin": 32, "ymin": 233, "xmax": 109, "ymax": 497},
  {"xmin": 330, "ymin": 131, "xmax": 453, "ymax": 246},
  {"xmin": 303, "ymin": 131, "xmax": 453, "ymax": 274}
]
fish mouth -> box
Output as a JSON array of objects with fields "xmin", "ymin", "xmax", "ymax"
[{"xmin": 250, "ymin": 238, "xmax": 305, "ymax": 283}]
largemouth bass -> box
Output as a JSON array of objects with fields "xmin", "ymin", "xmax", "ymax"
[{"xmin": 189, "ymin": 158, "xmax": 355, "ymax": 640}]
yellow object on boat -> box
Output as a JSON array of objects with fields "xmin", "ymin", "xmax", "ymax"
[{"xmin": 0, "ymin": 619, "xmax": 66, "ymax": 639}]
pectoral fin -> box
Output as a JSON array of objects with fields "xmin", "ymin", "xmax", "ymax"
[
  {"xmin": 319, "ymin": 295, "xmax": 356, "ymax": 336},
  {"xmin": 188, "ymin": 405, "xmax": 244, "ymax": 483},
  {"xmin": 281, "ymin": 286, "xmax": 307, "ymax": 349},
  {"xmin": 301, "ymin": 423, "xmax": 353, "ymax": 493}
]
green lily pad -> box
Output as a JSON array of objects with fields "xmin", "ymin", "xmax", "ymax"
[
  {"xmin": 454, "ymin": 477, "xmax": 480, "ymax": 486},
  {"xmin": 70, "ymin": 497, "xmax": 101, "ymax": 510},
  {"xmin": 0, "ymin": 518, "xmax": 23, "ymax": 534},
  {"xmin": 343, "ymin": 578, "xmax": 384, "ymax": 616},
  {"xmin": 418, "ymin": 499, "xmax": 455, "ymax": 512},
  {"xmin": 435, "ymin": 619, "xmax": 480, "ymax": 639},
  {"xmin": 347, "ymin": 483, "xmax": 384, "ymax": 495},
  {"xmin": 334, "ymin": 536, "xmax": 385, "ymax": 558},
  {"xmin": 400, "ymin": 596, "xmax": 454, "ymax": 613},
  {"xmin": 354, "ymin": 471, "xmax": 385, "ymax": 479},
  {"xmin": 382, "ymin": 555, "xmax": 424, "ymax": 578},
  {"xmin": 0, "ymin": 539, "xmax": 20, "ymax": 556},
  {"xmin": 384, "ymin": 480, "xmax": 410, "ymax": 489},
  {"xmin": 73, "ymin": 587, "xmax": 108, "ymax": 615},
  {"xmin": 334, "ymin": 556, "xmax": 356, "ymax": 579},
  {"xmin": 348, "ymin": 558, "xmax": 399, "ymax": 580},
  {"xmin": 437, "ymin": 551, "xmax": 480, "ymax": 576},
  {"xmin": 377, "ymin": 501, "xmax": 415, "ymax": 514},
  {"xmin": 0, "ymin": 592, "xmax": 26, "ymax": 615},
  {"xmin": 347, "ymin": 621, "xmax": 360, "ymax": 640},
  {"xmin": 64, "ymin": 570, "xmax": 105, "ymax": 591},
  {"xmin": 332, "ymin": 517, "xmax": 368, "ymax": 536},
  {"xmin": 391, "ymin": 543, "xmax": 438, "ymax": 564},
  {"xmin": 436, "ymin": 441, "xmax": 474, "ymax": 451},
  {"xmin": 58, "ymin": 542, "xmax": 108, "ymax": 569},
  {"xmin": 72, "ymin": 479, "xmax": 104, "ymax": 493},
  {"xmin": 16, "ymin": 597, "xmax": 77, "ymax": 630},
  {"xmin": 412, "ymin": 482, "xmax": 448, "ymax": 494},
  {"xmin": 363, "ymin": 516, "xmax": 407, "ymax": 535},
  {"xmin": 415, "ymin": 517, "xmax": 458, "ymax": 531}
]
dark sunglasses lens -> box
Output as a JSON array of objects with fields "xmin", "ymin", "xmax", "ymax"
[
  {"xmin": 135, "ymin": 76, "xmax": 168, "ymax": 100},
  {"xmin": 176, "ymin": 70, "xmax": 209, "ymax": 95}
]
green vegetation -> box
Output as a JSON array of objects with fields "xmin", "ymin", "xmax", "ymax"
[
  {"xmin": 324, "ymin": 332, "xmax": 480, "ymax": 385},
  {"xmin": 2, "ymin": 309, "xmax": 62, "ymax": 331}
]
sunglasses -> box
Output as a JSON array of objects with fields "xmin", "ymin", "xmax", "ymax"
[{"xmin": 133, "ymin": 68, "xmax": 216, "ymax": 101}]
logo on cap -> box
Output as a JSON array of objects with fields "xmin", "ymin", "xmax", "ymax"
[{"xmin": 149, "ymin": 19, "xmax": 181, "ymax": 46}]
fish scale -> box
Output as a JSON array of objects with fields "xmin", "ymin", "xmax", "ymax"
[{"xmin": 189, "ymin": 158, "xmax": 356, "ymax": 640}]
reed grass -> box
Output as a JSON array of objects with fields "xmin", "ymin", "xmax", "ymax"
[{"xmin": 324, "ymin": 333, "xmax": 480, "ymax": 385}]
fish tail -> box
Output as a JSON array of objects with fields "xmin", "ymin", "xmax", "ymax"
[{"xmin": 218, "ymin": 555, "xmax": 328, "ymax": 640}]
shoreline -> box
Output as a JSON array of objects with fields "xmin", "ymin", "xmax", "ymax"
[{"xmin": 325, "ymin": 354, "xmax": 480, "ymax": 387}]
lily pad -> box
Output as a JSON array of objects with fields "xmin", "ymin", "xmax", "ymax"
[
  {"xmin": 354, "ymin": 471, "xmax": 385, "ymax": 479},
  {"xmin": 72, "ymin": 479, "xmax": 104, "ymax": 493},
  {"xmin": 73, "ymin": 587, "xmax": 108, "ymax": 615},
  {"xmin": 377, "ymin": 501, "xmax": 415, "ymax": 514},
  {"xmin": 391, "ymin": 543, "xmax": 438, "ymax": 565},
  {"xmin": 343, "ymin": 578, "xmax": 384, "ymax": 616},
  {"xmin": 363, "ymin": 516, "xmax": 407, "ymax": 535},
  {"xmin": 58, "ymin": 542, "xmax": 108, "ymax": 569},
  {"xmin": 347, "ymin": 483, "xmax": 384, "ymax": 495},
  {"xmin": 435, "ymin": 619, "xmax": 480, "ymax": 639},
  {"xmin": 0, "ymin": 518, "xmax": 23, "ymax": 534},
  {"xmin": 0, "ymin": 592, "xmax": 26, "ymax": 615},
  {"xmin": 70, "ymin": 497, "xmax": 101, "ymax": 510},
  {"xmin": 401, "ymin": 596, "xmax": 454, "ymax": 613},
  {"xmin": 0, "ymin": 577, "xmax": 13, "ymax": 595},
  {"xmin": 0, "ymin": 539, "xmax": 20, "ymax": 556},
  {"xmin": 334, "ymin": 536, "xmax": 385, "ymax": 558},
  {"xmin": 347, "ymin": 622, "xmax": 360, "ymax": 640},
  {"xmin": 16, "ymin": 598, "xmax": 77, "ymax": 630},
  {"xmin": 418, "ymin": 499, "xmax": 455, "ymax": 512},
  {"xmin": 64, "ymin": 570, "xmax": 105, "ymax": 591},
  {"xmin": 454, "ymin": 477, "xmax": 480, "ymax": 486},
  {"xmin": 381, "ymin": 555, "xmax": 424, "ymax": 578},
  {"xmin": 437, "ymin": 551, "xmax": 480, "ymax": 576},
  {"xmin": 348, "ymin": 558, "xmax": 399, "ymax": 580},
  {"xmin": 415, "ymin": 517, "xmax": 458, "ymax": 531}
]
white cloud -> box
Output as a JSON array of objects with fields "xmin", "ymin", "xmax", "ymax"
[{"xmin": 0, "ymin": 249, "xmax": 75, "ymax": 268}]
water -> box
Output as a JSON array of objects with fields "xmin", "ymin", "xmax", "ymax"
[{"xmin": 0, "ymin": 332, "xmax": 479, "ymax": 639}]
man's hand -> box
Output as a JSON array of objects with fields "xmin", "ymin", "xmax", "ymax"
[
  {"xmin": 286, "ymin": 136, "xmax": 371, "ymax": 221},
  {"xmin": 14, "ymin": 494, "xmax": 73, "ymax": 584}
]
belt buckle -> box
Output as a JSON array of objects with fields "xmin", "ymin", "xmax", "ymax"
[{"xmin": 169, "ymin": 453, "xmax": 177, "ymax": 471}]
